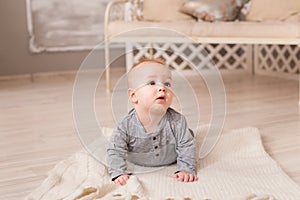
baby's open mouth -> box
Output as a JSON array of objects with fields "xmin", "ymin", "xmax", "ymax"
[{"xmin": 156, "ymin": 96, "xmax": 165, "ymax": 100}]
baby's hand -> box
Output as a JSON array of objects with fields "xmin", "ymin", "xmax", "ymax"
[
  {"xmin": 113, "ymin": 174, "xmax": 130, "ymax": 186},
  {"xmin": 172, "ymin": 171, "xmax": 198, "ymax": 182}
]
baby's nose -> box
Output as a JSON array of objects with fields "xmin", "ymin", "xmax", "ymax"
[{"xmin": 158, "ymin": 86, "xmax": 166, "ymax": 92}]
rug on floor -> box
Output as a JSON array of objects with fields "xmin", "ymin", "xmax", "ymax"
[{"xmin": 25, "ymin": 127, "xmax": 300, "ymax": 200}]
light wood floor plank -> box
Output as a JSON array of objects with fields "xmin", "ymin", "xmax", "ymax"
[{"xmin": 0, "ymin": 68, "xmax": 299, "ymax": 199}]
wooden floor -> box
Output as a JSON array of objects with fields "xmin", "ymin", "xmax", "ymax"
[{"xmin": 0, "ymin": 67, "xmax": 299, "ymax": 200}]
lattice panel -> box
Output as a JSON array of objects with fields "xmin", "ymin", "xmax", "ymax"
[
  {"xmin": 255, "ymin": 44, "xmax": 300, "ymax": 79},
  {"xmin": 125, "ymin": 43, "xmax": 252, "ymax": 72}
]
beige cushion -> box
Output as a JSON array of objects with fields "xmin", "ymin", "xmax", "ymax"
[
  {"xmin": 285, "ymin": 13, "xmax": 300, "ymax": 22},
  {"xmin": 108, "ymin": 21, "xmax": 300, "ymax": 39},
  {"xmin": 190, "ymin": 21, "xmax": 300, "ymax": 38},
  {"xmin": 108, "ymin": 21, "xmax": 195, "ymax": 37},
  {"xmin": 143, "ymin": 0, "xmax": 193, "ymax": 21},
  {"xmin": 246, "ymin": 0, "xmax": 300, "ymax": 21}
]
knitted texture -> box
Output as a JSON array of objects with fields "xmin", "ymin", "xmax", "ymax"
[{"xmin": 25, "ymin": 127, "xmax": 300, "ymax": 200}]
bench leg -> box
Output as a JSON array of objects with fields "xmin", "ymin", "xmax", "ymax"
[
  {"xmin": 105, "ymin": 39, "xmax": 111, "ymax": 93},
  {"xmin": 126, "ymin": 42, "xmax": 133, "ymax": 72}
]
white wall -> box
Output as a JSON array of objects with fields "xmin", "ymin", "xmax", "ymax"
[{"xmin": 0, "ymin": 0, "xmax": 125, "ymax": 76}]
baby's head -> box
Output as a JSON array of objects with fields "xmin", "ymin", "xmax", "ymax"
[{"xmin": 127, "ymin": 59, "xmax": 173, "ymax": 113}]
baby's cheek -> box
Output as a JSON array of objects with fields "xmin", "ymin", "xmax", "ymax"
[{"xmin": 168, "ymin": 93, "xmax": 174, "ymax": 102}]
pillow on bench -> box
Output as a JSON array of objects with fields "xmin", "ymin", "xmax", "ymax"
[
  {"xmin": 180, "ymin": 0, "xmax": 250, "ymax": 22},
  {"xmin": 245, "ymin": 0, "xmax": 300, "ymax": 22},
  {"xmin": 143, "ymin": 0, "xmax": 194, "ymax": 21}
]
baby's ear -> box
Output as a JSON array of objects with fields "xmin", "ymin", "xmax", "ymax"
[{"xmin": 128, "ymin": 88, "xmax": 138, "ymax": 104}]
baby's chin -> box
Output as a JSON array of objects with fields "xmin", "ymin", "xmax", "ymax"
[{"xmin": 149, "ymin": 104, "xmax": 167, "ymax": 116}]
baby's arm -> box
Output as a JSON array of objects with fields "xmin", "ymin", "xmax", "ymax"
[
  {"xmin": 107, "ymin": 127, "xmax": 130, "ymax": 183},
  {"xmin": 174, "ymin": 116, "xmax": 197, "ymax": 181}
]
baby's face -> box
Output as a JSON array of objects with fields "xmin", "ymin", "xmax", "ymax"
[{"xmin": 128, "ymin": 62, "xmax": 173, "ymax": 112}]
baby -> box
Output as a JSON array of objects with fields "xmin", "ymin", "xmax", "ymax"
[{"xmin": 107, "ymin": 59, "xmax": 198, "ymax": 186}]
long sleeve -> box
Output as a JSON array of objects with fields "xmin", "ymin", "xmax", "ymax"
[
  {"xmin": 107, "ymin": 126, "xmax": 129, "ymax": 180},
  {"xmin": 174, "ymin": 116, "xmax": 196, "ymax": 175}
]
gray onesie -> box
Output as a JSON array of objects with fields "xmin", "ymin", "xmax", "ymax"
[{"xmin": 107, "ymin": 107, "xmax": 196, "ymax": 180}]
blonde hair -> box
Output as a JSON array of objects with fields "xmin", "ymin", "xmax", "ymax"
[
  {"xmin": 127, "ymin": 58, "xmax": 168, "ymax": 89},
  {"xmin": 130, "ymin": 58, "xmax": 166, "ymax": 71}
]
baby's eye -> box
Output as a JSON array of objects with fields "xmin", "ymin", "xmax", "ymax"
[
  {"xmin": 148, "ymin": 81, "xmax": 156, "ymax": 86},
  {"xmin": 164, "ymin": 82, "xmax": 171, "ymax": 87}
]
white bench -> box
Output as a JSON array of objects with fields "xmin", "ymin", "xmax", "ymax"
[{"xmin": 104, "ymin": 0, "xmax": 300, "ymax": 103}]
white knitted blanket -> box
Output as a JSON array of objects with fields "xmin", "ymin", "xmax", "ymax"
[{"xmin": 25, "ymin": 127, "xmax": 300, "ymax": 200}]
